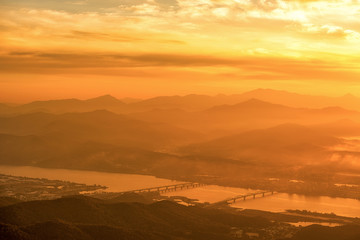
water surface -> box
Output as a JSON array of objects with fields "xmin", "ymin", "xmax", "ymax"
[
  {"xmin": 1, "ymin": 165, "xmax": 359, "ymax": 218},
  {"xmin": 164, "ymin": 185, "xmax": 258, "ymax": 203},
  {"xmin": 0, "ymin": 165, "xmax": 182, "ymax": 192},
  {"xmin": 232, "ymin": 193, "xmax": 360, "ymax": 218}
]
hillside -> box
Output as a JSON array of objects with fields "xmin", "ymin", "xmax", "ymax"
[
  {"xmin": 0, "ymin": 134, "xmax": 185, "ymax": 174},
  {"xmin": 309, "ymin": 119, "xmax": 360, "ymax": 137},
  {"xmin": 0, "ymin": 196, "xmax": 359, "ymax": 240},
  {"xmin": 180, "ymin": 124, "xmax": 340, "ymax": 165},
  {"xmin": 0, "ymin": 110, "xmax": 201, "ymax": 150},
  {"xmin": 238, "ymin": 89, "xmax": 360, "ymax": 111},
  {"xmin": 0, "ymin": 195, "xmax": 271, "ymax": 240},
  {"xmin": 2, "ymin": 95, "xmax": 127, "ymax": 115},
  {"xmin": 292, "ymin": 224, "xmax": 360, "ymax": 240},
  {"xmin": 130, "ymin": 99, "xmax": 360, "ymax": 134}
]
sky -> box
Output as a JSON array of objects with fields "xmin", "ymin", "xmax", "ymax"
[{"xmin": 1, "ymin": 0, "xmax": 360, "ymax": 102}]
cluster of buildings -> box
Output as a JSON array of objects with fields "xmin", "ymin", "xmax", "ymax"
[{"xmin": 230, "ymin": 223, "xmax": 298, "ymax": 239}]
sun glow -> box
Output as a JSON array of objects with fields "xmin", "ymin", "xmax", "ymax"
[{"xmin": 1, "ymin": 0, "xmax": 360, "ymax": 101}]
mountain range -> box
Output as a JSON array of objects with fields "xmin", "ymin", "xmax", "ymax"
[
  {"xmin": 2, "ymin": 89, "xmax": 360, "ymax": 116},
  {"xmin": 1, "ymin": 89, "xmax": 360, "ymax": 184},
  {"xmin": 129, "ymin": 98, "xmax": 360, "ymax": 133},
  {"xmin": 179, "ymin": 123, "xmax": 342, "ymax": 167}
]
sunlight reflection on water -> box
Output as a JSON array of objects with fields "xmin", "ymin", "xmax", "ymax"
[
  {"xmin": 0, "ymin": 165, "xmax": 183, "ymax": 192},
  {"xmin": 1, "ymin": 165, "xmax": 359, "ymax": 218}
]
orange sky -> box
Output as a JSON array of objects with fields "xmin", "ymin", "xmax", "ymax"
[{"xmin": 1, "ymin": 0, "xmax": 360, "ymax": 102}]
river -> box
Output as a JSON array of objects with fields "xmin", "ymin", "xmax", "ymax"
[
  {"xmin": 0, "ymin": 165, "xmax": 182, "ymax": 192},
  {"xmin": 164, "ymin": 185, "xmax": 360, "ymax": 218},
  {"xmin": 231, "ymin": 193, "xmax": 360, "ymax": 218},
  {"xmin": 1, "ymin": 165, "xmax": 359, "ymax": 218}
]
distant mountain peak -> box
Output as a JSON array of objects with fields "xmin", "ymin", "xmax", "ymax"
[
  {"xmin": 86, "ymin": 94, "xmax": 122, "ymax": 104},
  {"xmin": 88, "ymin": 94, "xmax": 118, "ymax": 101}
]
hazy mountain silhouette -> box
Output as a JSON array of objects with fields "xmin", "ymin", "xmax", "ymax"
[
  {"xmin": 0, "ymin": 134, "xmax": 55, "ymax": 166},
  {"xmin": 129, "ymin": 94, "xmax": 230, "ymax": 112},
  {"xmin": 119, "ymin": 97, "xmax": 142, "ymax": 104},
  {"xmin": 2, "ymin": 89, "xmax": 360, "ymax": 116},
  {"xmin": 1, "ymin": 92, "xmax": 360, "ymax": 199},
  {"xmin": 238, "ymin": 88, "xmax": 360, "ymax": 111},
  {"xmin": 130, "ymin": 98, "xmax": 360, "ymax": 134},
  {"xmin": 310, "ymin": 119, "xmax": 360, "ymax": 137},
  {"xmin": 0, "ymin": 95, "xmax": 126, "ymax": 115},
  {"xmin": 0, "ymin": 112, "xmax": 56, "ymax": 135},
  {"xmin": 203, "ymin": 99, "xmax": 360, "ymax": 130},
  {"xmin": 0, "ymin": 103, "xmax": 11, "ymax": 112},
  {"xmin": 1, "ymin": 98, "xmax": 360, "ymax": 178},
  {"xmin": 180, "ymin": 124, "xmax": 340, "ymax": 165},
  {"xmin": 0, "ymin": 131, "xmax": 192, "ymax": 174},
  {"xmin": 0, "ymin": 109, "xmax": 210, "ymax": 174},
  {"xmin": 202, "ymin": 99, "xmax": 300, "ymax": 120},
  {"xmin": 83, "ymin": 95, "xmax": 123, "ymax": 108},
  {"xmin": 0, "ymin": 110, "xmax": 201, "ymax": 150},
  {"xmin": 129, "ymin": 89, "xmax": 360, "ymax": 112},
  {"xmin": 2, "ymin": 93, "xmax": 356, "ymax": 142}
]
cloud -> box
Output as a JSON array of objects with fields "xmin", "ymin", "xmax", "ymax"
[
  {"xmin": 1, "ymin": 51, "xmax": 360, "ymax": 83},
  {"xmin": 1, "ymin": 0, "xmax": 360, "ymax": 86},
  {"xmin": 294, "ymin": 23, "xmax": 360, "ymax": 41},
  {"xmin": 67, "ymin": 30, "xmax": 149, "ymax": 42}
]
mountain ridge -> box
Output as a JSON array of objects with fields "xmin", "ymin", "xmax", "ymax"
[{"xmin": 3, "ymin": 89, "xmax": 360, "ymax": 115}]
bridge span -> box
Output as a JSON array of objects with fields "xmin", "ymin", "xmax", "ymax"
[
  {"xmin": 211, "ymin": 190, "xmax": 276, "ymax": 206},
  {"xmin": 120, "ymin": 182, "xmax": 206, "ymax": 194},
  {"xmin": 119, "ymin": 183, "xmax": 275, "ymax": 207}
]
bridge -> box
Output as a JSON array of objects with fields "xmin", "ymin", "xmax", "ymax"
[
  {"xmin": 120, "ymin": 182, "xmax": 206, "ymax": 194},
  {"xmin": 118, "ymin": 183, "xmax": 275, "ymax": 207},
  {"xmin": 211, "ymin": 190, "xmax": 275, "ymax": 206}
]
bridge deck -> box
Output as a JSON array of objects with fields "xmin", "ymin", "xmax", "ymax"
[
  {"xmin": 212, "ymin": 190, "xmax": 275, "ymax": 206},
  {"xmin": 120, "ymin": 182, "xmax": 206, "ymax": 194},
  {"xmin": 119, "ymin": 183, "xmax": 274, "ymax": 207}
]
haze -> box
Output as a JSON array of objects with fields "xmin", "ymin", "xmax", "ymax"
[{"xmin": 1, "ymin": 1, "xmax": 360, "ymax": 240}]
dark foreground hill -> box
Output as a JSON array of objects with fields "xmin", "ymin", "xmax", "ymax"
[
  {"xmin": 0, "ymin": 196, "xmax": 359, "ymax": 240},
  {"xmin": 0, "ymin": 195, "xmax": 270, "ymax": 240},
  {"xmin": 0, "ymin": 197, "xmax": 22, "ymax": 208},
  {"xmin": 291, "ymin": 224, "xmax": 360, "ymax": 240}
]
